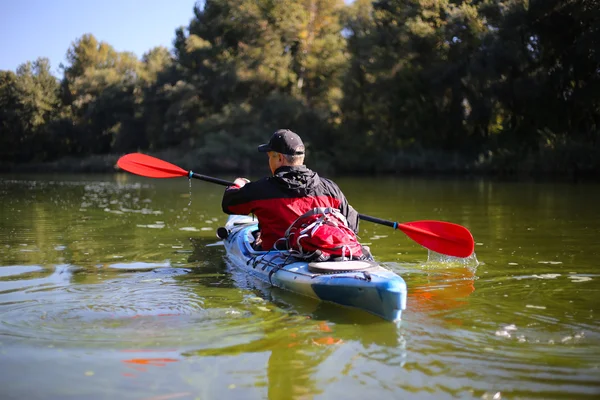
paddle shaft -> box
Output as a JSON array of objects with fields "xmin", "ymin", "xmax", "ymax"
[
  {"xmin": 190, "ymin": 172, "xmax": 236, "ymax": 187},
  {"xmin": 189, "ymin": 172, "xmax": 400, "ymax": 229},
  {"xmin": 357, "ymin": 213, "xmax": 396, "ymax": 228}
]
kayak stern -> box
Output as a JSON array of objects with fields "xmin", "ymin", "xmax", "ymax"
[{"xmin": 310, "ymin": 273, "xmax": 407, "ymax": 322}]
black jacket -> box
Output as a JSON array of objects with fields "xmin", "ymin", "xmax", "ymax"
[{"xmin": 222, "ymin": 165, "xmax": 359, "ymax": 250}]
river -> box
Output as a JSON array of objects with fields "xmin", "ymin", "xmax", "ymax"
[{"xmin": 1, "ymin": 173, "xmax": 599, "ymax": 399}]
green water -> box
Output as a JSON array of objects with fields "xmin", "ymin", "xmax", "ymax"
[{"xmin": 0, "ymin": 174, "xmax": 599, "ymax": 399}]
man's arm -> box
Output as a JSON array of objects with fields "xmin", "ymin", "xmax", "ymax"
[
  {"xmin": 339, "ymin": 197, "xmax": 360, "ymax": 234},
  {"xmin": 322, "ymin": 177, "xmax": 360, "ymax": 233},
  {"xmin": 222, "ymin": 178, "xmax": 253, "ymax": 215}
]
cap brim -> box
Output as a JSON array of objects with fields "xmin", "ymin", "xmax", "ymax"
[{"xmin": 257, "ymin": 144, "xmax": 271, "ymax": 152}]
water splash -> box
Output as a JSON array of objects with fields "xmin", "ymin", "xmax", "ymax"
[
  {"xmin": 188, "ymin": 178, "xmax": 192, "ymax": 209},
  {"xmin": 425, "ymin": 250, "xmax": 480, "ymax": 272}
]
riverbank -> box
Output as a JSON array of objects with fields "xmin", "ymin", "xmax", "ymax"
[{"xmin": 2, "ymin": 145, "xmax": 599, "ymax": 181}]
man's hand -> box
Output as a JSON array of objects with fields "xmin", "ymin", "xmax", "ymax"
[{"xmin": 233, "ymin": 177, "xmax": 250, "ymax": 188}]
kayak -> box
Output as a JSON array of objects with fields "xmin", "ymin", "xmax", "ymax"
[{"xmin": 220, "ymin": 215, "xmax": 407, "ymax": 322}]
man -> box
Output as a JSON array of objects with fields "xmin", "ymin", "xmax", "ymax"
[{"xmin": 222, "ymin": 129, "xmax": 359, "ymax": 250}]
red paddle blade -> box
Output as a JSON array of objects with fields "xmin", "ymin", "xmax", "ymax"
[
  {"xmin": 117, "ymin": 153, "xmax": 188, "ymax": 178},
  {"xmin": 397, "ymin": 220, "xmax": 475, "ymax": 258}
]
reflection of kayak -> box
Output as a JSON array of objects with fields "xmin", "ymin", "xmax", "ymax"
[{"xmin": 220, "ymin": 215, "xmax": 407, "ymax": 322}]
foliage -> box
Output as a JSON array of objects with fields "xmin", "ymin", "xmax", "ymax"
[
  {"xmin": 0, "ymin": 58, "xmax": 62, "ymax": 162},
  {"xmin": 1, "ymin": 0, "xmax": 599, "ymax": 177}
]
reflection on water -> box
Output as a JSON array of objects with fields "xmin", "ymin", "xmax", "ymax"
[{"xmin": 0, "ymin": 175, "xmax": 599, "ymax": 399}]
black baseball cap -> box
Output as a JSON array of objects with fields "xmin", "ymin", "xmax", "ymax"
[{"xmin": 258, "ymin": 129, "xmax": 305, "ymax": 155}]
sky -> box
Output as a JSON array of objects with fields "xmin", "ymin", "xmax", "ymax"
[{"xmin": 0, "ymin": 0, "xmax": 198, "ymax": 75}]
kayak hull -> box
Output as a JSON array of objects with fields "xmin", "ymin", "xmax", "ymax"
[{"xmin": 221, "ymin": 215, "xmax": 407, "ymax": 322}]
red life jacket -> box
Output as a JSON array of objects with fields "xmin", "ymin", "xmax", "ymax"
[{"xmin": 282, "ymin": 207, "xmax": 364, "ymax": 261}]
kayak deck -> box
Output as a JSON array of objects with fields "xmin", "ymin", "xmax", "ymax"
[{"xmin": 221, "ymin": 215, "xmax": 407, "ymax": 322}]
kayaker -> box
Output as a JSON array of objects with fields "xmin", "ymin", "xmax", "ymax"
[{"xmin": 221, "ymin": 129, "xmax": 359, "ymax": 251}]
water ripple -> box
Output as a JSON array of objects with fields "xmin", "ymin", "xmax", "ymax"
[
  {"xmin": 0, "ymin": 264, "xmax": 306, "ymax": 351},
  {"xmin": 0, "ymin": 266, "xmax": 209, "ymax": 345}
]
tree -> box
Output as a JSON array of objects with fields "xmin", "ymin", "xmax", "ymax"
[
  {"xmin": 0, "ymin": 58, "xmax": 61, "ymax": 162},
  {"xmin": 166, "ymin": 0, "xmax": 347, "ymax": 170},
  {"xmin": 60, "ymin": 34, "xmax": 143, "ymax": 154}
]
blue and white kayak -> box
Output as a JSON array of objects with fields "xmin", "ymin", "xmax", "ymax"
[{"xmin": 220, "ymin": 215, "xmax": 407, "ymax": 322}]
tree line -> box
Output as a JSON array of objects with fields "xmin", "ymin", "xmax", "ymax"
[{"xmin": 1, "ymin": 0, "xmax": 598, "ymax": 177}]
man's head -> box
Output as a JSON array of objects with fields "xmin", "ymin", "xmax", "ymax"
[{"xmin": 258, "ymin": 129, "xmax": 305, "ymax": 174}]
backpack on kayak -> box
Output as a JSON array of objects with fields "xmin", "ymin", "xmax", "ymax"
[{"xmin": 281, "ymin": 207, "xmax": 365, "ymax": 262}]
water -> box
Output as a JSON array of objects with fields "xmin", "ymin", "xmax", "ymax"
[{"xmin": 1, "ymin": 174, "xmax": 599, "ymax": 399}]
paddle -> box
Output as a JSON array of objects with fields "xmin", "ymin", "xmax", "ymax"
[{"xmin": 117, "ymin": 153, "xmax": 475, "ymax": 258}]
